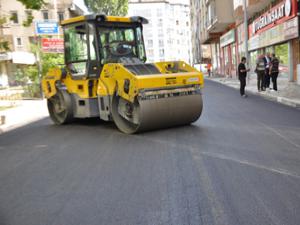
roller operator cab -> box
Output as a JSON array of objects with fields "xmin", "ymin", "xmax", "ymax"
[{"xmin": 42, "ymin": 14, "xmax": 204, "ymax": 134}]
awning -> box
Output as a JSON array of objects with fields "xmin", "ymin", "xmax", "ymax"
[{"xmin": 11, "ymin": 51, "xmax": 36, "ymax": 65}]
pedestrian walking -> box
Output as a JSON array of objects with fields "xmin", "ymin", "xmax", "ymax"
[
  {"xmin": 264, "ymin": 53, "xmax": 271, "ymax": 89},
  {"xmin": 206, "ymin": 63, "xmax": 212, "ymax": 77},
  {"xmin": 256, "ymin": 55, "xmax": 266, "ymax": 92},
  {"xmin": 238, "ymin": 57, "xmax": 250, "ymax": 98},
  {"xmin": 270, "ymin": 53, "xmax": 279, "ymax": 91}
]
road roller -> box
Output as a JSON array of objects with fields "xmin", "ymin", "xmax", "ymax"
[{"xmin": 42, "ymin": 14, "xmax": 204, "ymax": 134}]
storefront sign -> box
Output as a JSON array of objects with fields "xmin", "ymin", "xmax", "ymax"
[
  {"xmin": 220, "ymin": 30, "xmax": 235, "ymax": 48},
  {"xmin": 41, "ymin": 38, "xmax": 64, "ymax": 53},
  {"xmin": 36, "ymin": 21, "xmax": 59, "ymax": 35},
  {"xmin": 248, "ymin": 17, "xmax": 299, "ymax": 51},
  {"xmin": 250, "ymin": 0, "xmax": 297, "ymax": 36}
]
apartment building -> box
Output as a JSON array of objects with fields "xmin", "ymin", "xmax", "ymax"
[
  {"xmin": 237, "ymin": 0, "xmax": 300, "ymax": 83},
  {"xmin": 0, "ymin": 0, "xmax": 83, "ymax": 87},
  {"xmin": 196, "ymin": 0, "xmax": 299, "ymax": 83},
  {"xmin": 128, "ymin": 0, "xmax": 193, "ymax": 64},
  {"xmin": 195, "ymin": 0, "xmax": 235, "ymax": 75}
]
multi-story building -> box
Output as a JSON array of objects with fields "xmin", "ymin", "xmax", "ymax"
[
  {"xmin": 0, "ymin": 0, "xmax": 83, "ymax": 87},
  {"xmin": 190, "ymin": 0, "xmax": 202, "ymax": 64},
  {"xmin": 234, "ymin": 0, "xmax": 300, "ymax": 83},
  {"xmin": 196, "ymin": 0, "xmax": 299, "ymax": 83},
  {"xmin": 194, "ymin": 0, "xmax": 235, "ymax": 76},
  {"xmin": 128, "ymin": 0, "xmax": 193, "ymax": 64}
]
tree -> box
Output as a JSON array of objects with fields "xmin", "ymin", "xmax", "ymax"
[
  {"xmin": 84, "ymin": 0, "xmax": 128, "ymax": 16},
  {"xmin": 20, "ymin": 44, "xmax": 64, "ymax": 97},
  {"xmin": 16, "ymin": 0, "xmax": 45, "ymax": 10}
]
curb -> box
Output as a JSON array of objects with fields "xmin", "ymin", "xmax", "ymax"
[
  {"xmin": 208, "ymin": 78, "xmax": 300, "ymax": 109},
  {"xmin": 0, "ymin": 115, "xmax": 48, "ymax": 134}
]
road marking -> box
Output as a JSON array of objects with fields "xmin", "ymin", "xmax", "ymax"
[
  {"xmin": 255, "ymin": 121, "xmax": 300, "ymax": 149},
  {"xmin": 201, "ymin": 151, "xmax": 300, "ymax": 179}
]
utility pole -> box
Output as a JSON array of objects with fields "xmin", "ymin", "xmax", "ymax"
[{"xmin": 243, "ymin": 0, "xmax": 248, "ymax": 61}]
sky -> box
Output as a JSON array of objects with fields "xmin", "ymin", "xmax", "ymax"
[
  {"xmin": 73, "ymin": 0, "xmax": 88, "ymax": 13},
  {"xmin": 73, "ymin": 0, "xmax": 191, "ymax": 14}
]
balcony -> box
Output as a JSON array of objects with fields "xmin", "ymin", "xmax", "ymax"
[
  {"xmin": 201, "ymin": 0, "xmax": 234, "ymax": 44},
  {"xmin": 234, "ymin": 0, "xmax": 271, "ymax": 21}
]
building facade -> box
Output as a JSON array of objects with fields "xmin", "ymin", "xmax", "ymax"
[
  {"xmin": 0, "ymin": 0, "xmax": 83, "ymax": 87},
  {"xmin": 197, "ymin": 0, "xmax": 235, "ymax": 75},
  {"xmin": 128, "ymin": 0, "xmax": 193, "ymax": 64},
  {"xmin": 197, "ymin": 0, "xmax": 300, "ymax": 83}
]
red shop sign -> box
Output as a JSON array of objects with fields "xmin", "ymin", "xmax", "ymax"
[
  {"xmin": 41, "ymin": 38, "xmax": 64, "ymax": 53},
  {"xmin": 249, "ymin": 0, "xmax": 298, "ymax": 37}
]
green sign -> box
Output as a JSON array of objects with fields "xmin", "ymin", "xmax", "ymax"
[{"xmin": 220, "ymin": 30, "xmax": 235, "ymax": 48}]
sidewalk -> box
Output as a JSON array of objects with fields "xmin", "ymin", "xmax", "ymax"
[
  {"xmin": 0, "ymin": 100, "xmax": 48, "ymax": 134},
  {"xmin": 207, "ymin": 75, "xmax": 300, "ymax": 108}
]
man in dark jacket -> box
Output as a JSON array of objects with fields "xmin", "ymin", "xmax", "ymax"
[
  {"xmin": 263, "ymin": 53, "xmax": 271, "ymax": 89},
  {"xmin": 238, "ymin": 57, "xmax": 250, "ymax": 97},
  {"xmin": 270, "ymin": 53, "xmax": 279, "ymax": 91}
]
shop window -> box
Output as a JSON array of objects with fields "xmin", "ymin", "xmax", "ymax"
[{"xmin": 275, "ymin": 43, "xmax": 288, "ymax": 66}]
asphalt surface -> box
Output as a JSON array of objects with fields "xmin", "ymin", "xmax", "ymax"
[{"xmin": 0, "ymin": 80, "xmax": 300, "ymax": 225}]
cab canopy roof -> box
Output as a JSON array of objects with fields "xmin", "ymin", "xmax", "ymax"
[{"xmin": 61, "ymin": 14, "xmax": 149, "ymax": 26}]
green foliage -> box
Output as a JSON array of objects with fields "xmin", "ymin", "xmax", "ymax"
[
  {"xmin": 16, "ymin": 0, "xmax": 45, "ymax": 10},
  {"xmin": 275, "ymin": 43, "xmax": 288, "ymax": 66},
  {"xmin": 0, "ymin": 16, "xmax": 7, "ymax": 25},
  {"xmin": 0, "ymin": 41, "xmax": 9, "ymax": 52},
  {"xmin": 20, "ymin": 44, "xmax": 64, "ymax": 97},
  {"xmin": 23, "ymin": 12, "xmax": 34, "ymax": 27},
  {"xmin": 84, "ymin": 0, "xmax": 128, "ymax": 16},
  {"xmin": 9, "ymin": 14, "xmax": 18, "ymax": 23}
]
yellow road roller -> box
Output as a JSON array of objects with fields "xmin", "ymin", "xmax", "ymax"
[{"xmin": 42, "ymin": 14, "xmax": 204, "ymax": 134}]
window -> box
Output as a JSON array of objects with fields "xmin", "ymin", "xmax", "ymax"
[
  {"xmin": 159, "ymin": 49, "xmax": 164, "ymax": 57},
  {"xmin": 157, "ymin": 9, "xmax": 163, "ymax": 17},
  {"xmin": 58, "ymin": 12, "xmax": 64, "ymax": 22},
  {"xmin": 25, "ymin": 10, "xmax": 32, "ymax": 20},
  {"xmin": 159, "ymin": 39, "xmax": 164, "ymax": 47},
  {"xmin": 158, "ymin": 29, "xmax": 164, "ymax": 37},
  {"xmin": 147, "ymin": 49, "xmax": 154, "ymax": 57},
  {"xmin": 147, "ymin": 39, "xmax": 153, "ymax": 48},
  {"xmin": 10, "ymin": 11, "xmax": 18, "ymax": 24},
  {"xmin": 158, "ymin": 18, "xmax": 163, "ymax": 27},
  {"xmin": 64, "ymin": 23, "xmax": 88, "ymax": 76},
  {"xmin": 42, "ymin": 11, "xmax": 49, "ymax": 20},
  {"xmin": 98, "ymin": 25, "xmax": 146, "ymax": 63},
  {"xmin": 16, "ymin": 37, "xmax": 22, "ymax": 46}
]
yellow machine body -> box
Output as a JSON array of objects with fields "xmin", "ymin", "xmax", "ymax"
[{"xmin": 42, "ymin": 14, "xmax": 204, "ymax": 133}]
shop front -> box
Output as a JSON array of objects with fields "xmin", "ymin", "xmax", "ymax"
[
  {"xmin": 248, "ymin": 0, "xmax": 299, "ymax": 82},
  {"xmin": 220, "ymin": 29, "xmax": 237, "ymax": 78}
]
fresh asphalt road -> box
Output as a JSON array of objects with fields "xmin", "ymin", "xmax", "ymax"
[{"xmin": 1, "ymin": 80, "xmax": 300, "ymax": 225}]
